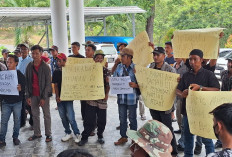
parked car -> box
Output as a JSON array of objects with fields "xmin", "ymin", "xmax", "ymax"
[
  {"xmin": 95, "ymin": 43, "xmax": 118, "ymax": 70},
  {"xmin": 85, "ymin": 36, "xmax": 134, "ymax": 51},
  {"xmin": 215, "ymin": 48, "xmax": 232, "ymax": 79}
]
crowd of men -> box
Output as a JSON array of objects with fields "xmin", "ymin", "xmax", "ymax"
[{"xmin": 0, "ymin": 34, "xmax": 232, "ymax": 157}]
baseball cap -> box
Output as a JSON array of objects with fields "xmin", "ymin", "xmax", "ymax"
[
  {"xmin": 41, "ymin": 56, "xmax": 50, "ymax": 63},
  {"xmin": 120, "ymin": 48, "xmax": 133, "ymax": 56},
  {"xmin": 94, "ymin": 50, "xmax": 105, "ymax": 58},
  {"xmin": 82, "ymin": 40, "xmax": 94, "ymax": 46},
  {"xmin": 127, "ymin": 120, "xmax": 173, "ymax": 157},
  {"xmin": 20, "ymin": 43, "xmax": 29, "ymax": 49},
  {"xmin": 49, "ymin": 45, "xmax": 58, "ymax": 52},
  {"xmin": 152, "ymin": 47, "xmax": 165, "ymax": 55},
  {"xmin": 2, "ymin": 49, "xmax": 10, "ymax": 54},
  {"xmin": 13, "ymin": 48, "xmax": 21, "ymax": 54},
  {"xmin": 57, "ymin": 53, "xmax": 67, "ymax": 61}
]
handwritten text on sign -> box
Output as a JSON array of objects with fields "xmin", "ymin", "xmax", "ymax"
[
  {"xmin": 60, "ymin": 63, "xmax": 105, "ymax": 101},
  {"xmin": 66, "ymin": 57, "xmax": 107, "ymax": 66},
  {"xmin": 186, "ymin": 89, "xmax": 232, "ymax": 139},
  {"xmin": 127, "ymin": 31, "xmax": 153, "ymax": 67},
  {"xmin": 135, "ymin": 65, "xmax": 179, "ymax": 111},
  {"xmin": 109, "ymin": 76, "xmax": 133, "ymax": 94},
  {"xmin": 172, "ymin": 28, "xmax": 224, "ymax": 59},
  {"xmin": 0, "ymin": 70, "xmax": 19, "ymax": 95}
]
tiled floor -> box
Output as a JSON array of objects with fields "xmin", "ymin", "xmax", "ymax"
[{"xmin": 0, "ymin": 95, "xmax": 220, "ymax": 157}]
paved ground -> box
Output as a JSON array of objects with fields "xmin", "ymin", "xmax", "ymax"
[{"xmin": 0, "ymin": 95, "xmax": 220, "ymax": 157}]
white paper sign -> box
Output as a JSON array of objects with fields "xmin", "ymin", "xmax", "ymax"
[
  {"xmin": 109, "ymin": 76, "xmax": 133, "ymax": 94},
  {"xmin": 0, "ymin": 70, "xmax": 19, "ymax": 95}
]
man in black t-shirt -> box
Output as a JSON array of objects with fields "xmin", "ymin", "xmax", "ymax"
[
  {"xmin": 52, "ymin": 53, "xmax": 81, "ymax": 143},
  {"xmin": 0, "ymin": 55, "xmax": 25, "ymax": 147},
  {"xmin": 176, "ymin": 49, "xmax": 220, "ymax": 157},
  {"xmin": 68, "ymin": 42, "xmax": 85, "ymax": 58}
]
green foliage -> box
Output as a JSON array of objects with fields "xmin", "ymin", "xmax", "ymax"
[
  {"xmin": 163, "ymin": 28, "xmax": 176, "ymax": 43},
  {"xmin": 15, "ymin": 27, "xmax": 21, "ymax": 46},
  {"xmin": 171, "ymin": 0, "xmax": 232, "ymax": 47},
  {"xmin": 1, "ymin": 0, "xmax": 232, "ymax": 48}
]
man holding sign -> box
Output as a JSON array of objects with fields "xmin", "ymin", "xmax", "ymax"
[
  {"xmin": 78, "ymin": 50, "xmax": 110, "ymax": 146},
  {"xmin": 113, "ymin": 48, "xmax": 140, "ymax": 146},
  {"xmin": 176, "ymin": 49, "xmax": 220, "ymax": 157},
  {"xmin": 149, "ymin": 46, "xmax": 178, "ymax": 156},
  {"xmin": 0, "ymin": 55, "xmax": 25, "ymax": 147}
]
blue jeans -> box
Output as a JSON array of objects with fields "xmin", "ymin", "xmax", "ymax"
[
  {"xmin": 57, "ymin": 101, "xmax": 80, "ymax": 135},
  {"xmin": 183, "ymin": 115, "xmax": 214, "ymax": 157},
  {"xmin": 118, "ymin": 104, "xmax": 137, "ymax": 138},
  {"xmin": 195, "ymin": 136, "xmax": 202, "ymax": 147},
  {"xmin": 0, "ymin": 101, "xmax": 22, "ymax": 141}
]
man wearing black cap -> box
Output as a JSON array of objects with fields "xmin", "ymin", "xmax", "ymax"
[
  {"xmin": 176, "ymin": 49, "xmax": 220, "ymax": 157},
  {"xmin": 149, "ymin": 46, "xmax": 178, "ymax": 156}
]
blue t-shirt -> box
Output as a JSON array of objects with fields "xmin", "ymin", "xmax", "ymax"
[{"xmin": 164, "ymin": 56, "xmax": 175, "ymax": 66}]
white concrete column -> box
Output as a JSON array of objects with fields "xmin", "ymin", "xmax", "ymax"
[
  {"xmin": 50, "ymin": 0, "xmax": 69, "ymax": 55},
  {"xmin": 69, "ymin": 0, "xmax": 85, "ymax": 55},
  {"xmin": 132, "ymin": 13, "xmax": 136, "ymax": 38}
]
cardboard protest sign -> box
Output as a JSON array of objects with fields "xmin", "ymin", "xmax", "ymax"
[
  {"xmin": 0, "ymin": 70, "xmax": 19, "ymax": 95},
  {"xmin": 109, "ymin": 76, "xmax": 133, "ymax": 94},
  {"xmin": 60, "ymin": 63, "xmax": 105, "ymax": 100}
]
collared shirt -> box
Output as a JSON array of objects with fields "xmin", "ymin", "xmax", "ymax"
[
  {"xmin": 50, "ymin": 56, "xmax": 59, "ymax": 76},
  {"xmin": 17, "ymin": 56, "xmax": 33, "ymax": 75},
  {"xmin": 221, "ymin": 70, "xmax": 232, "ymax": 91},
  {"xmin": 149, "ymin": 62, "xmax": 176, "ymax": 73},
  {"xmin": 173, "ymin": 61, "xmax": 189, "ymax": 78},
  {"xmin": 177, "ymin": 67, "xmax": 220, "ymax": 115},
  {"xmin": 113, "ymin": 62, "xmax": 138, "ymax": 105}
]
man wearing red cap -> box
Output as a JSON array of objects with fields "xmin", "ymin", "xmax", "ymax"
[{"xmin": 52, "ymin": 53, "xmax": 81, "ymax": 143}]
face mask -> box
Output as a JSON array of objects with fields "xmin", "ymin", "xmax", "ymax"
[{"xmin": 213, "ymin": 123, "xmax": 219, "ymax": 139}]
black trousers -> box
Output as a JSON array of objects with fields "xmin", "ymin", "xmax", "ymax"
[
  {"xmin": 20, "ymin": 98, "xmax": 26, "ymax": 127},
  {"xmin": 150, "ymin": 109, "xmax": 178, "ymax": 155},
  {"xmin": 81, "ymin": 104, "xmax": 106, "ymax": 140},
  {"xmin": 80, "ymin": 100, "xmax": 87, "ymax": 120}
]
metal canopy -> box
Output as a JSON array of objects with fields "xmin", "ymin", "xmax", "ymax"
[{"xmin": 0, "ymin": 6, "xmax": 146, "ymax": 27}]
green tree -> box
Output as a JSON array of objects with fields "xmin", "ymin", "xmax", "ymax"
[
  {"xmin": 1, "ymin": 0, "xmax": 50, "ymax": 46},
  {"xmin": 171, "ymin": 0, "xmax": 232, "ymax": 47}
]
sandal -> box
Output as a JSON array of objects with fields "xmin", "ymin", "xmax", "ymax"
[
  {"xmin": 28, "ymin": 135, "xmax": 42, "ymax": 141},
  {"xmin": 45, "ymin": 136, "xmax": 52, "ymax": 142}
]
